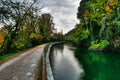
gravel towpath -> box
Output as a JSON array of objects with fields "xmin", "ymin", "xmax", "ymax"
[{"xmin": 0, "ymin": 44, "xmax": 45, "ymax": 80}]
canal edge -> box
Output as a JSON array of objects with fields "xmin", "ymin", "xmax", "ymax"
[
  {"xmin": 46, "ymin": 44, "xmax": 54, "ymax": 80},
  {"xmin": 45, "ymin": 42, "xmax": 64, "ymax": 80}
]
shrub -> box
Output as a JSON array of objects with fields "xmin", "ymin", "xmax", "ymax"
[
  {"xmin": 89, "ymin": 40, "xmax": 110, "ymax": 50},
  {"xmin": 30, "ymin": 33, "xmax": 43, "ymax": 46},
  {"xmin": 12, "ymin": 35, "xmax": 32, "ymax": 50}
]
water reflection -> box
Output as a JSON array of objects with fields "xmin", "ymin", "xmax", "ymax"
[
  {"xmin": 50, "ymin": 44, "xmax": 84, "ymax": 80},
  {"xmin": 75, "ymin": 49, "xmax": 120, "ymax": 80},
  {"xmin": 50, "ymin": 43, "xmax": 120, "ymax": 80}
]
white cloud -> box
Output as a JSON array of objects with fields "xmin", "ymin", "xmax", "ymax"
[
  {"xmin": 0, "ymin": 0, "xmax": 81, "ymax": 33},
  {"xmin": 40, "ymin": 0, "xmax": 81, "ymax": 33}
]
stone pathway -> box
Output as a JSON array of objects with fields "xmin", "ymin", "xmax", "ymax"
[{"xmin": 0, "ymin": 44, "xmax": 45, "ymax": 80}]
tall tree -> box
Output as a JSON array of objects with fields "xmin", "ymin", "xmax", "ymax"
[
  {"xmin": 0, "ymin": 0, "xmax": 38, "ymax": 52},
  {"xmin": 67, "ymin": 0, "xmax": 120, "ymax": 50},
  {"xmin": 37, "ymin": 13, "xmax": 55, "ymax": 42}
]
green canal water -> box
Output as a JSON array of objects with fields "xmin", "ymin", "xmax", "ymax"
[{"xmin": 50, "ymin": 43, "xmax": 120, "ymax": 80}]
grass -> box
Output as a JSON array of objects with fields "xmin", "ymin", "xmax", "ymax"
[
  {"xmin": 0, "ymin": 49, "xmax": 30, "ymax": 65},
  {"xmin": 38, "ymin": 57, "xmax": 43, "ymax": 80},
  {"xmin": 38, "ymin": 43, "xmax": 50, "ymax": 80}
]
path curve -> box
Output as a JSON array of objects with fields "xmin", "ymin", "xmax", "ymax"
[{"xmin": 0, "ymin": 44, "xmax": 45, "ymax": 80}]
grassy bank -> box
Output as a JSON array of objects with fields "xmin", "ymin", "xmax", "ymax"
[
  {"xmin": 35, "ymin": 56, "xmax": 43, "ymax": 80},
  {"xmin": 0, "ymin": 45, "xmax": 41, "ymax": 65}
]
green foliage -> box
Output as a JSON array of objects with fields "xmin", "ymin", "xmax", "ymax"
[
  {"xmin": 30, "ymin": 33, "xmax": 43, "ymax": 46},
  {"xmin": 67, "ymin": 24, "xmax": 89, "ymax": 43},
  {"xmin": 53, "ymin": 32, "xmax": 64, "ymax": 41},
  {"xmin": 100, "ymin": 40, "xmax": 110, "ymax": 48},
  {"xmin": 0, "ymin": 0, "xmax": 64, "ymax": 57},
  {"xmin": 67, "ymin": 0, "xmax": 120, "ymax": 50},
  {"xmin": 0, "ymin": 0, "xmax": 62, "ymax": 54},
  {"xmin": 12, "ymin": 34, "xmax": 32, "ymax": 50},
  {"xmin": 89, "ymin": 40, "xmax": 110, "ymax": 50}
]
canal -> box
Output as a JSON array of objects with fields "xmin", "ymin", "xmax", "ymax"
[{"xmin": 50, "ymin": 43, "xmax": 120, "ymax": 80}]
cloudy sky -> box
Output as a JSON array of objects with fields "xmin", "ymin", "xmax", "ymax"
[
  {"xmin": 39, "ymin": 0, "xmax": 81, "ymax": 33},
  {"xmin": 0, "ymin": 0, "xmax": 81, "ymax": 33}
]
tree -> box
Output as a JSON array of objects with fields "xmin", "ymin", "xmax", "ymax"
[
  {"xmin": 0, "ymin": 0, "xmax": 39, "ymax": 53},
  {"xmin": 37, "ymin": 13, "xmax": 55, "ymax": 42},
  {"xmin": 67, "ymin": 0, "xmax": 120, "ymax": 50}
]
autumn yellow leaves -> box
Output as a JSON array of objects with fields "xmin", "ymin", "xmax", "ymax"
[{"xmin": 105, "ymin": 0, "xmax": 118, "ymax": 14}]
